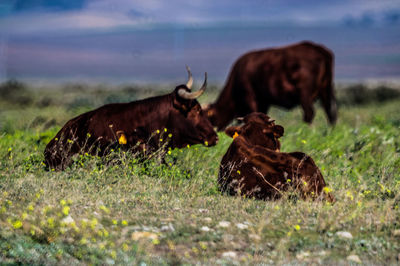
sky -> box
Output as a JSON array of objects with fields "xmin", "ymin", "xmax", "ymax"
[
  {"xmin": 0, "ymin": 0, "xmax": 399, "ymax": 84},
  {"xmin": 1, "ymin": 0, "xmax": 399, "ymax": 34}
]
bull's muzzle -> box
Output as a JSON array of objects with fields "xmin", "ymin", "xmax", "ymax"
[{"xmin": 206, "ymin": 134, "xmax": 218, "ymax": 146}]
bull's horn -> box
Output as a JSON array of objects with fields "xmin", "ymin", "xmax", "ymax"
[
  {"xmin": 186, "ymin": 65, "xmax": 193, "ymax": 89},
  {"xmin": 178, "ymin": 72, "xmax": 207, "ymax": 100},
  {"xmin": 268, "ymin": 119, "xmax": 275, "ymax": 123}
]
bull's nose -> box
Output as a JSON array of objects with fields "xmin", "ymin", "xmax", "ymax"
[{"xmin": 206, "ymin": 135, "xmax": 218, "ymax": 146}]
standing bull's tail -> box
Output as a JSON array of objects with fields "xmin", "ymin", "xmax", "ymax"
[{"xmin": 318, "ymin": 46, "xmax": 337, "ymax": 125}]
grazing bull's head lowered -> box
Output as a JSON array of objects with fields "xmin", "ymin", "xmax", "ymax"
[
  {"xmin": 205, "ymin": 41, "xmax": 337, "ymax": 131},
  {"xmin": 44, "ymin": 67, "xmax": 218, "ymax": 170}
]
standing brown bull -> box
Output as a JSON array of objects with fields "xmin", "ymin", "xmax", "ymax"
[
  {"xmin": 206, "ymin": 41, "xmax": 337, "ymax": 130},
  {"xmin": 44, "ymin": 67, "xmax": 218, "ymax": 170},
  {"xmin": 219, "ymin": 112, "xmax": 334, "ymax": 201}
]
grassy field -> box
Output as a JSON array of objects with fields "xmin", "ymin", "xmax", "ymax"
[{"xmin": 0, "ymin": 81, "xmax": 400, "ymax": 264}]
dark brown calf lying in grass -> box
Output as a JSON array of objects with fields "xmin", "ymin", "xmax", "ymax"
[{"xmin": 219, "ymin": 112, "xmax": 334, "ymax": 202}]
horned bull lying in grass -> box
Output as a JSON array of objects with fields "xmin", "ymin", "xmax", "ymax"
[
  {"xmin": 218, "ymin": 112, "xmax": 334, "ymax": 202},
  {"xmin": 44, "ymin": 67, "xmax": 218, "ymax": 170}
]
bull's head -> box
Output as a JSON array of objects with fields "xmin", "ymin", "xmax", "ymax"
[
  {"xmin": 204, "ymin": 103, "xmax": 231, "ymax": 131},
  {"xmin": 169, "ymin": 67, "xmax": 218, "ymax": 148},
  {"xmin": 225, "ymin": 112, "xmax": 283, "ymax": 151}
]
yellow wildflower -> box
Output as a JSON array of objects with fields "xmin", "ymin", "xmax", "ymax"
[
  {"xmin": 118, "ymin": 134, "xmax": 127, "ymax": 144},
  {"xmin": 47, "ymin": 218, "xmax": 55, "ymax": 228},
  {"xmin": 62, "ymin": 206, "xmax": 70, "ymax": 216},
  {"xmin": 323, "ymin": 187, "xmax": 332, "ymax": 193},
  {"xmin": 90, "ymin": 218, "xmax": 98, "ymax": 229},
  {"xmin": 99, "ymin": 205, "xmax": 110, "ymax": 213},
  {"xmin": 199, "ymin": 242, "xmax": 207, "ymax": 250},
  {"xmin": 346, "ymin": 191, "xmax": 354, "ymax": 201},
  {"xmin": 12, "ymin": 220, "xmax": 23, "ymax": 229}
]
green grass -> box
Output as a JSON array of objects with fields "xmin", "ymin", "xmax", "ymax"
[{"xmin": 0, "ymin": 84, "xmax": 400, "ymax": 264}]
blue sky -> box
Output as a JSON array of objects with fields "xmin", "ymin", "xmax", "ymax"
[
  {"xmin": 1, "ymin": 0, "xmax": 399, "ymax": 34},
  {"xmin": 0, "ymin": 0, "xmax": 399, "ymax": 83}
]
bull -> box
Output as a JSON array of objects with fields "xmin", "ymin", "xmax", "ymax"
[
  {"xmin": 44, "ymin": 67, "xmax": 218, "ymax": 170},
  {"xmin": 206, "ymin": 41, "xmax": 337, "ymax": 130},
  {"xmin": 219, "ymin": 112, "xmax": 334, "ymax": 201}
]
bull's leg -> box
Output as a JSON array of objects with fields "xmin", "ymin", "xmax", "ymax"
[
  {"xmin": 320, "ymin": 90, "xmax": 337, "ymax": 125},
  {"xmin": 240, "ymin": 82, "xmax": 258, "ymax": 115},
  {"xmin": 259, "ymin": 104, "xmax": 270, "ymax": 114},
  {"xmin": 296, "ymin": 78, "xmax": 316, "ymax": 124},
  {"xmin": 300, "ymin": 97, "xmax": 315, "ymax": 124}
]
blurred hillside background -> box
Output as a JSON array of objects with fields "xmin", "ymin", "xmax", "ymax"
[{"xmin": 0, "ymin": 0, "xmax": 399, "ymax": 86}]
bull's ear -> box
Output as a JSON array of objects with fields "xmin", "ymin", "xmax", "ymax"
[
  {"xmin": 205, "ymin": 106, "xmax": 215, "ymax": 118},
  {"xmin": 225, "ymin": 126, "xmax": 241, "ymax": 138},
  {"xmin": 173, "ymin": 96, "xmax": 189, "ymax": 113},
  {"xmin": 273, "ymin": 125, "xmax": 284, "ymax": 138}
]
